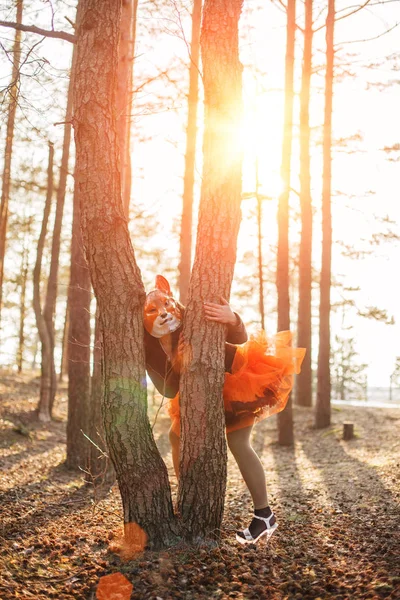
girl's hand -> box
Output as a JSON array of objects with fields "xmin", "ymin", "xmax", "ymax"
[{"xmin": 204, "ymin": 297, "xmax": 238, "ymax": 326}]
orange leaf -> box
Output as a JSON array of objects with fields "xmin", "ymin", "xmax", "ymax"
[
  {"xmin": 96, "ymin": 572, "xmax": 133, "ymax": 600},
  {"xmin": 108, "ymin": 522, "xmax": 148, "ymax": 561}
]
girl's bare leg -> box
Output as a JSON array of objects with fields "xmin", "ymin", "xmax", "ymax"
[
  {"xmin": 226, "ymin": 425, "xmax": 268, "ymax": 509},
  {"xmin": 169, "ymin": 424, "xmax": 269, "ymax": 507},
  {"xmin": 227, "ymin": 425, "xmax": 277, "ymax": 542}
]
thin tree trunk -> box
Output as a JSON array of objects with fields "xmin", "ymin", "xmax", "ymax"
[
  {"xmin": 178, "ymin": 0, "xmax": 202, "ymax": 305},
  {"xmin": 66, "ymin": 172, "xmax": 92, "ymax": 469},
  {"xmin": 17, "ymin": 238, "xmax": 29, "ymax": 373},
  {"xmin": 43, "ymin": 44, "xmax": 76, "ymax": 410},
  {"xmin": 85, "ymin": 307, "xmax": 115, "ymax": 485},
  {"xmin": 255, "ymin": 159, "xmax": 265, "ymax": 330},
  {"xmin": 277, "ymin": 0, "xmax": 296, "ymax": 445},
  {"xmin": 34, "ymin": 142, "xmax": 54, "ymax": 423},
  {"xmin": 117, "ymin": 0, "xmax": 138, "ymax": 219},
  {"xmin": 178, "ymin": 0, "xmax": 244, "ymax": 542},
  {"xmin": 315, "ymin": 0, "xmax": 335, "ymax": 429},
  {"xmin": 88, "ymin": 310, "xmax": 104, "ymax": 475},
  {"xmin": 0, "ymin": 0, "xmax": 23, "ymax": 326},
  {"xmin": 31, "ymin": 337, "xmax": 39, "ymax": 370},
  {"xmin": 59, "ymin": 300, "xmax": 69, "ymax": 382},
  {"xmin": 72, "ymin": 0, "xmax": 177, "ymax": 548},
  {"xmin": 296, "ymin": 0, "xmax": 313, "ymax": 407}
]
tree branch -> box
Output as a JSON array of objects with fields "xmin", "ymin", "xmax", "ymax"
[
  {"xmin": 338, "ymin": 21, "xmax": 399, "ymax": 44},
  {"xmin": 0, "ymin": 20, "xmax": 75, "ymax": 43},
  {"xmin": 314, "ymin": 0, "xmax": 372, "ymax": 33}
]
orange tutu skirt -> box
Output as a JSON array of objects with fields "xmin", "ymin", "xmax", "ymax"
[{"xmin": 168, "ymin": 330, "xmax": 305, "ymax": 436}]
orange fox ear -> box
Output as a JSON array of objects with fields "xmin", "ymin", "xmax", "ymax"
[{"xmin": 155, "ymin": 275, "xmax": 171, "ymax": 295}]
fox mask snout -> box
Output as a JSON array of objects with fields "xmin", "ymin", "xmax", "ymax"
[{"xmin": 144, "ymin": 275, "xmax": 182, "ymax": 338}]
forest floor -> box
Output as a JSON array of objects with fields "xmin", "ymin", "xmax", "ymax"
[{"xmin": 1, "ymin": 370, "xmax": 399, "ymax": 600}]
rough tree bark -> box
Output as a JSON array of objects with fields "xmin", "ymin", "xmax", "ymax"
[
  {"xmin": 178, "ymin": 0, "xmax": 244, "ymax": 542},
  {"xmin": 315, "ymin": 0, "xmax": 335, "ymax": 429},
  {"xmin": 0, "ymin": 0, "xmax": 23, "ymax": 326},
  {"xmin": 43, "ymin": 44, "xmax": 76, "ymax": 410},
  {"xmin": 34, "ymin": 142, "xmax": 54, "ymax": 422},
  {"xmin": 277, "ymin": 0, "xmax": 296, "ymax": 445},
  {"xmin": 72, "ymin": 0, "xmax": 177, "ymax": 548},
  {"xmin": 66, "ymin": 174, "xmax": 92, "ymax": 469},
  {"xmin": 178, "ymin": 0, "xmax": 202, "ymax": 305},
  {"xmin": 64, "ymin": 3, "xmax": 91, "ymax": 470},
  {"xmin": 295, "ymin": 0, "xmax": 313, "ymax": 407},
  {"xmin": 87, "ymin": 0, "xmax": 138, "ymax": 480},
  {"xmin": 85, "ymin": 307, "xmax": 115, "ymax": 484}
]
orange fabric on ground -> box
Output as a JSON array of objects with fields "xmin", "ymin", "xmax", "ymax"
[{"xmin": 168, "ymin": 330, "xmax": 305, "ymax": 436}]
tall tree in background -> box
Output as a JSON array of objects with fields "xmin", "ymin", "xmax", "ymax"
[
  {"xmin": 15, "ymin": 213, "xmax": 32, "ymax": 372},
  {"xmin": 178, "ymin": 0, "xmax": 244, "ymax": 541},
  {"xmin": 43, "ymin": 46, "xmax": 76, "ymax": 410},
  {"xmin": 85, "ymin": 308, "xmax": 112, "ymax": 483},
  {"xmin": 295, "ymin": 0, "xmax": 313, "ymax": 407},
  {"xmin": 255, "ymin": 160, "xmax": 265, "ymax": 330},
  {"xmin": 277, "ymin": 0, "xmax": 296, "ymax": 445},
  {"xmin": 66, "ymin": 172, "xmax": 92, "ymax": 469},
  {"xmin": 59, "ymin": 304, "xmax": 69, "ymax": 381},
  {"xmin": 316, "ymin": 0, "xmax": 335, "ymax": 428},
  {"xmin": 33, "ymin": 142, "xmax": 54, "ymax": 422},
  {"xmin": 117, "ymin": 0, "xmax": 138, "ymax": 218},
  {"xmin": 0, "ymin": 0, "xmax": 23, "ymax": 327},
  {"xmin": 65, "ymin": 3, "xmax": 92, "ymax": 472},
  {"xmin": 73, "ymin": 0, "xmax": 177, "ymax": 547},
  {"xmin": 178, "ymin": 0, "xmax": 202, "ymax": 305}
]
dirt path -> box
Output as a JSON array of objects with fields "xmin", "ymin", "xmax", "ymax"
[{"xmin": 1, "ymin": 371, "xmax": 399, "ymax": 599}]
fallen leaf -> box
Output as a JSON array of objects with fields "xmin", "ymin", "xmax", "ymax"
[{"xmin": 96, "ymin": 572, "xmax": 133, "ymax": 600}]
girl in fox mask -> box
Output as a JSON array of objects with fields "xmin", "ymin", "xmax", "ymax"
[{"xmin": 144, "ymin": 275, "xmax": 305, "ymax": 544}]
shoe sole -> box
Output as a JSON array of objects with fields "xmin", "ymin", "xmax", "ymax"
[{"xmin": 235, "ymin": 523, "xmax": 278, "ymax": 545}]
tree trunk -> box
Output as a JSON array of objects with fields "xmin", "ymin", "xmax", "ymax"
[
  {"xmin": 178, "ymin": 0, "xmax": 202, "ymax": 305},
  {"xmin": 59, "ymin": 300, "xmax": 69, "ymax": 382},
  {"xmin": 17, "ymin": 235, "xmax": 29, "ymax": 373},
  {"xmin": 0, "ymin": 0, "xmax": 23, "ymax": 326},
  {"xmin": 117, "ymin": 0, "xmax": 138, "ymax": 219},
  {"xmin": 177, "ymin": 0, "xmax": 244, "ymax": 543},
  {"xmin": 72, "ymin": 0, "xmax": 177, "ymax": 548},
  {"xmin": 85, "ymin": 308, "xmax": 115, "ymax": 485},
  {"xmin": 34, "ymin": 142, "xmax": 54, "ymax": 423},
  {"xmin": 315, "ymin": 0, "xmax": 335, "ymax": 429},
  {"xmin": 295, "ymin": 0, "xmax": 313, "ymax": 407},
  {"xmin": 256, "ymin": 160, "xmax": 265, "ymax": 330},
  {"xmin": 277, "ymin": 0, "xmax": 296, "ymax": 445},
  {"xmin": 85, "ymin": 0, "xmax": 139, "ymax": 483},
  {"xmin": 88, "ymin": 310, "xmax": 104, "ymax": 475},
  {"xmin": 43, "ymin": 44, "xmax": 76, "ymax": 411},
  {"xmin": 66, "ymin": 171, "xmax": 92, "ymax": 469}
]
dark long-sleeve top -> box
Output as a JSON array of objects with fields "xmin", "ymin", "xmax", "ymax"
[{"xmin": 144, "ymin": 310, "xmax": 248, "ymax": 398}]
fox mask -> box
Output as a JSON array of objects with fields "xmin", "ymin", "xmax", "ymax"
[{"xmin": 144, "ymin": 275, "xmax": 182, "ymax": 338}]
